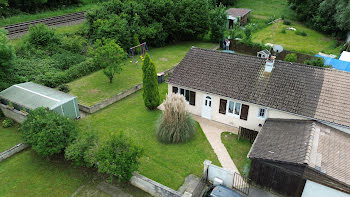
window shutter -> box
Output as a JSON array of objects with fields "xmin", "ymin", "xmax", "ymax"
[
  {"xmin": 189, "ymin": 91, "xmax": 196, "ymax": 106},
  {"xmin": 180, "ymin": 88, "xmax": 185, "ymax": 95},
  {"xmin": 240, "ymin": 104, "xmax": 249, "ymax": 120},
  {"xmin": 172, "ymin": 86, "xmax": 178, "ymax": 93},
  {"xmin": 219, "ymin": 99, "xmax": 227, "ymax": 114}
]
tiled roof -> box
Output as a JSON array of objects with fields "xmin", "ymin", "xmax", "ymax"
[
  {"xmin": 226, "ymin": 8, "xmax": 251, "ymax": 17},
  {"xmin": 248, "ymin": 119, "xmax": 350, "ymax": 187},
  {"xmin": 167, "ymin": 48, "xmax": 350, "ymax": 128}
]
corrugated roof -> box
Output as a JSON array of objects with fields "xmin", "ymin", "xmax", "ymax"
[
  {"xmin": 0, "ymin": 82, "xmax": 76, "ymax": 110},
  {"xmin": 248, "ymin": 119, "xmax": 350, "ymax": 187},
  {"xmin": 167, "ymin": 48, "xmax": 350, "ymax": 128}
]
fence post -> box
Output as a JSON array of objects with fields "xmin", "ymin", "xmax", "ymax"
[{"xmin": 203, "ymin": 160, "xmax": 212, "ymax": 174}]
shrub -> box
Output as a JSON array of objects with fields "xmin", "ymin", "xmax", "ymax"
[
  {"xmin": 284, "ymin": 53, "xmax": 297, "ymax": 62},
  {"xmin": 61, "ymin": 35, "xmax": 87, "ymax": 54},
  {"xmin": 64, "ymin": 58, "xmax": 97, "ymax": 81},
  {"xmin": 283, "ymin": 20, "xmax": 291, "ymax": 25},
  {"xmin": 27, "ymin": 23, "xmax": 61, "ymax": 48},
  {"xmin": 2, "ymin": 118, "xmax": 14, "ymax": 128},
  {"xmin": 295, "ymin": 30, "xmax": 307, "ymax": 36},
  {"xmin": 281, "ymin": 29, "xmax": 286, "ymax": 34},
  {"xmin": 58, "ymin": 84, "xmax": 70, "ymax": 93},
  {"xmin": 304, "ymin": 58, "xmax": 326, "ymax": 67},
  {"xmin": 0, "ymin": 109, "xmax": 3, "ymax": 118},
  {"xmin": 95, "ymin": 132, "xmax": 143, "ymax": 182},
  {"xmin": 21, "ymin": 107, "xmax": 77, "ymax": 157},
  {"xmin": 65, "ymin": 130, "xmax": 97, "ymax": 167},
  {"xmin": 142, "ymin": 54, "xmax": 160, "ymax": 110},
  {"xmin": 51, "ymin": 51, "xmax": 86, "ymax": 70},
  {"xmin": 156, "ymin": 93, "xmax": 196, "ymax": 144}
]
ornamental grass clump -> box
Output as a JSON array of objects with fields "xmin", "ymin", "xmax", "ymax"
[{"xmin": 156, "ymin": 93, "xmax": 196, "ymax": 144}]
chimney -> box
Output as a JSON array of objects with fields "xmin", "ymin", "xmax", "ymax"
[{"xmin": 264, "ymin": 55, "xmax": 275, "ymax": 73}]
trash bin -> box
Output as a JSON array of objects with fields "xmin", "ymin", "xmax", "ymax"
[{"xmin": 157, "ymin": 72, "xmax": 165, "ymax": 84}]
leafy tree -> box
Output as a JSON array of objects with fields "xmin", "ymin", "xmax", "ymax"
[
  {"xmin": 0, "ymin": 29, "xmax": 15, "ymax": 69},
  {"xmin": 65, "ymin": 130, "xmax": 97, "ymax": 167},
  {"xmin": 142, "ymin": 54, "xmax": 160, "ymax": 110},
  {"xmin": 95, "ymin": 132, "xmax": 143, "ymax": 182},
  {"xmin": 89, "ymin": 39, "xmax": 126, "ymax": 83},
  {"xmin": 244, "ymin": 25, "xmax": 252, "ymax": 42},
  {"xmin": 27, "ymin": 23, "xmax": 61, "ymax": 48},
  {"xmin": 209, "ymin": 4, "xmax": 227, "ymax": 42},
  {"xmin": 304, "ymin": 57, "xmax": 325, "ymax": 67},
  {"xmin": 21, "ymin": 107, "xmax": 77, "ymax": 157},
  {"xmin": 133, "ymin": 33, "xmax": 141, "ymax": 54},
  {"xmin": 284, "ymin": 53, "xmax": 297, "ymax": 62},
  {"xmin": 156, "ymin": 93, "xmax": 196, "ymax": 144}
]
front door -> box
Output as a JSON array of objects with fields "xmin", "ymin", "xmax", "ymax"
[{"xmin": 202, "ymin": 95, "xmax": 212, "ymax": 119}]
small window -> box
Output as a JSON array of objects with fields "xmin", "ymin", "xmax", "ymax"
[
  {"xmin": 185, "ymin": 90, "xmax": 190, "ymax": 102},
  {"xmin": 228, "ymin": 101, "xmax": 234, "ymax": 114},
  {"xmin": 180, "ymin": 88, "xmax": 185, "ymax": 95},
  {"xmin": 258, "ymin": 108, "xmax": 266, "ymax": 118},
  {"xmin": 234, "ymin": 103, "xmax": 241, "ymax": 115}
]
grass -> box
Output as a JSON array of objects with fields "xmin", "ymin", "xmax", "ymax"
[
  {"xmin": 68, "ymin": 41, "xmax": 217, "ymax": 106},
  {"xmin": 221, "ymin": 132, "xmax": 252, "ymax": 176},
  {"xmin": 79, "ymin": 83, "xmax": 220, "ymax": 189},
  {"xmin": 0, "ymin": 119, "xmax": 22, "ymax": 152},
  {"xmin": 252, "ymin": 21, "xmax": 342, "ymax": 55},
  {"xmin": 0, "ymin": 3, "xmax": 97, "ymax": 27},
  {"xmin": 235, "ymin": 0, "xmax": 296, "ymax": 19}
]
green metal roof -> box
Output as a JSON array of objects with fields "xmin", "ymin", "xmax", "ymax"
[{"xmin": 0, "ymin": 82, "xmax": 77, "ymax": 110}]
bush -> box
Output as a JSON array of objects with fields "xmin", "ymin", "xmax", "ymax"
[
  {"xmin": 304, "ymin": 58, "xmax": 326, "ymax": 67},
  {"xmin": 295, "ymin": 30, "xmax": 307, "ymax": 36},
  {"xmin": 283, "ymin": 20, "xmax": 291, "ymax": 25},
  {"xmin": 65, "ymin": 130, "xmax": 97, "ymax": 167},
  {"xmin": 142, "ymin": 54, "xmax": 160, "ymax": 110},
  {"xmin": 95, "ymin": 132, "xmax": 143, "ymax": 182},
  {"xmin": 51, "ymin": 51, "xmax": 86, "ymax": 70},
  {"xmin": 27, "ymin": 24, "xmax": 61, "ymax": 48},
  {"xmin": 0, "ymin": 109, "xmax": 3, "ymax": 118},
  {"xmin": 64, "ymin": 58, "xmax": 97, "ymax": 82},
  {"xmin": 2, "ymin": 118, "xmax": 14, "ymax": 128},
  {"xmin": 21, "ymin": 107, "xmax": 77, "ymax": 157},
  {"xmin": 156, "ymin": 93, "xmax": 196, "ymax": 144},
  {"xmin": 284, "ymin": 53, "xmax": 297, "ymax": 62},
  {"xmin": 58, "ymin": 84, "xmax": 70, "ymax": 93},
  {"xmin": 280, "ymin": 29, "xmax": 286, "ymax": 34},
  {"xmin": 61, "ymin": 35, "xmax": 87, "ymax": 54}
]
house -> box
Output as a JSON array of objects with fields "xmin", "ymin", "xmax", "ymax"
[
  {"xmin": 0, "ymin": 82, "xmax": 80, "ymax": 122},
  {"xmin": 257, "ymin": 49, "xmax": 271, "ymax": 59},
  {"xmin": 226, "ymin": 8, "xmax": 251, "ymax": 27},
  {"xmin": 248, "ymin": 119, "xmax": 350, "ymax": 196},
  {"xmin": 166, "ymin": 48, "xmax": 350, "ymax": 134},
  {"xmin": 339, "ymin": 51, "xmax": 350, "ymax": 62}
]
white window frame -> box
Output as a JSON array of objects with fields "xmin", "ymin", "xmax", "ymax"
[
  {"xmin": 226, "ymin": 100, "xmax": 241, "ymax": 118},
  {"xmin": 257, "ymin": 108, "xmax": 267, "ymax": 119}
]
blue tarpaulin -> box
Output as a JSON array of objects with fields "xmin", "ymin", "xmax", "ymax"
[{"xmin": 315, "ymin": 54, "xmax": 350, "ymax": 72}]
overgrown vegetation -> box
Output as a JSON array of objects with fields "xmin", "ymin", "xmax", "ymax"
[
  {"xmin": 142, "ymin": 54, "xmax": 160, "ymax": 110},
  {"xmin": 304, "ymin": 57, "xmax": 326, "ymax": 68},
  {"xmin": 156, "ymin": 93, "xmax": 196, "ymax": 144},
  {"xmin": 21, "ymin": 107, "xmax": 77, "ymax": 157},
  {"xmin": 284, "ymin": 53, "xmax": 297, "ymax": 62},
  {"xmin": 2, "ymin": 118, "xmax": 14, "ymax": 128},
  {"xmin": 0, "ymin": 29, "xmax": 16, "ymax": 90}
]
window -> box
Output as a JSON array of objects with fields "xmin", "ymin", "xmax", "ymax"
[
  {"xmin": 219, "ymin": 99, "xmax": 227, "ymax": 114},
  {"xmin": 258, "ymin": 108, "xmax": 267, "ymax": 118},
  {"xmin": 172, "ymin": 86, "xmax": 195, "ymax": 106},
  {"xmin": 227, "ymin": 100, "xmax": 242, "ymax": 116}
]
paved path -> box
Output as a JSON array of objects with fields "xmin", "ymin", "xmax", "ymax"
[{"xmin": 193, "ymin": 115, "xmax": 240, "ymax": 173}]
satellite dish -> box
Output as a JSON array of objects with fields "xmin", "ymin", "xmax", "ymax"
[{"xmin": 273, "ymin": 45, "xmax": 284, "ymax": 53}]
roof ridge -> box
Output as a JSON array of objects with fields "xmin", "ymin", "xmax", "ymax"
[{"xmin": 304, "ymin": 121, "xmax": 316, "ymax": 165}]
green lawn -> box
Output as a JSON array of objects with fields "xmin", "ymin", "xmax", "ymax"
[
  {"xmin": 0, "ymin": 3, "xmax": 97, "ymax": 27},
  {"xmin": 79, "ymin": 83, "xmax": 220, "ymax": 189},
  {"xmin": 235, "ymin": 0, "xmax": 296, "ymax": 19},
  {"xmin": 0, "ymin": 120, "xmax": 22, "ymax": 152},
  {"xmin": 253, "ymin": 21, "xmax": 341, "ymax": 55},
  {"xmin": 221, "ymin": 132, "xmax": 252, "ymax": 176},
  {"xmin": 68, "ymin": 41, "xmax": 217, "ymax": 106}
]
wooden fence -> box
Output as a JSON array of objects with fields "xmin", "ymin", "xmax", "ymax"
[{"xmin": 238, "ymin": 127, "xmax": 258, "ymax": 143}]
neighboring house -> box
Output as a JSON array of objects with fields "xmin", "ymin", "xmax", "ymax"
[
  {"xmin": 166, "ymin": 48, "xmax": 350, "ymax": 134},
  {"xmin": 0, "ymin": 82, "xmax": 80, "ymax": 122},
  {"xmin": 257, "ymin": 49, "xmax": 271, "ymax": 59},
  {"xmin": 248, "ymin": 119, "xmax": 350, "ymax": 196},
  {"xmin": 226, "ymin": 8, "xmax": 251, "ymax": 27}
]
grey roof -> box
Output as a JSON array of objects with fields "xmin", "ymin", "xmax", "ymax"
[
  {"xmin": 0, "ymin": 82, "xmax": 76, "ymax": 110},
  {"xmin": 226, "ymin": 8, "xmax": 251, "ymax": 17},
  {"xmin": 248, "ymin": 119, "xmax": 350, "ymax": 187},
  {"xmin": 167, "ymin": 48, "xmax": 350, "ymax": 128},
  {"xmin": 258, "ymin": 49, "xmax": 271, "ymax": 55}
]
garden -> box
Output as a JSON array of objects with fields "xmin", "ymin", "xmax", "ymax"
[{"xmin": 0, "ymin": 116, "xmax": 21, "ymax": 152}]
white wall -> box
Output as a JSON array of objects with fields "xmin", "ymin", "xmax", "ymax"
[
  {"xmin": 168, "ymin": 84, "xmax": 307, "ymax": 132},
  {"xmin": 302, "ymin": 180, "xmax": 350, "ymax": 197}
]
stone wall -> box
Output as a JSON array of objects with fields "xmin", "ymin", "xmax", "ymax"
[
  {"xmin": 0, "ymin": 104, "xmax": 27, "ymax": 123},
  {"xmin": 0, "ymin": 143, "xmax": 29, "ymax": 162},
  {"xmin": 130, "ymin": 173, "xmax": 182, "ymax": 197}
]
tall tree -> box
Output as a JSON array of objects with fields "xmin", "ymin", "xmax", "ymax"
[
  {"xmin": 0, "ymin": 29, "xmax": 15, "ymax": 90},
  {"xmin": 209, "ymin": 4, "xmax": 227, "ymax": 43},
  {"xmin": 142, "ymin": 54, "xmax": 160, "ymax": 110},
  {"xmin": 89, "ymin": 39, "xmax": 126, "ymax": 83}
]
